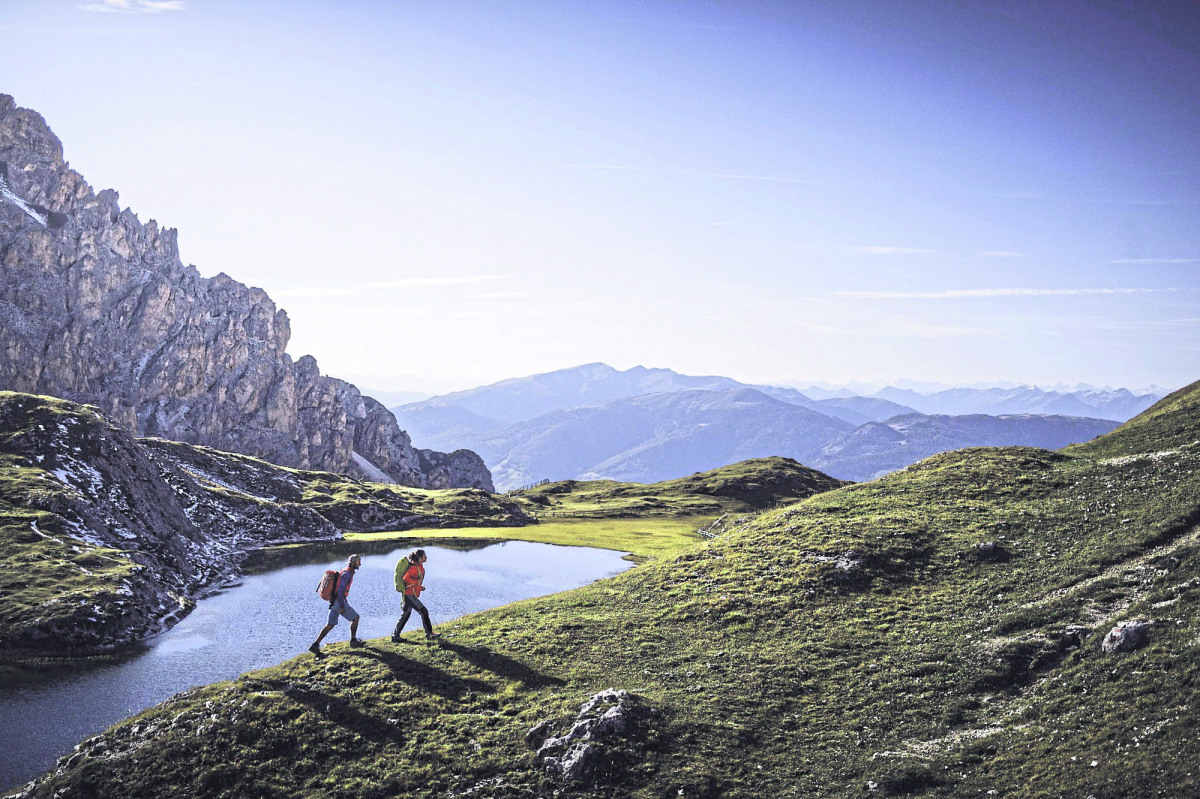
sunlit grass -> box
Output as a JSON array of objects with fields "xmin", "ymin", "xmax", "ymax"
[{"xmin": 346, "ymin": 516, "xmax": 713, "ymax": 561}]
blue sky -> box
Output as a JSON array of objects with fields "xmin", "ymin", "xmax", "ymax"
[{"xmin": 4, "ymin": 0, "xmax": 1197, "ymax": 393}]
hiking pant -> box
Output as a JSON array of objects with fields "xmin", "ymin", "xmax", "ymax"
[{"xmin": 394, "ymin": 594, "xmax": 433, "ymax": 636}]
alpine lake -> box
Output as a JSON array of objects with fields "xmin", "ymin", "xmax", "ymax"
[{"xmin": 0, "ymin": 537, "xmax": 633, "ymax": 792}]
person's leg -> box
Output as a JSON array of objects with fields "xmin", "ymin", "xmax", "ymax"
[
  {"xmin": 311, "ymin": 607, "xmax": 339, "ymax": 655},
  {"xmin": 350, "ymin": 614, "xmax": 361, "ymax": 643},
  {"xmin": 314, "ymin": 622, "xmax": 335, "ymax": 645},
  {"xmin": 410, "ymin": 596, "xmax": 435, "ymax": 637},
  {"xmin": 393, "ymin": 596, "xmax": 413, "ymax": 638}
]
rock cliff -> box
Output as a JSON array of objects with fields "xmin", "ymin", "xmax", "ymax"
[{"xmin": 0, "ymin": 95, "xmax": 492, "ymax": 490}]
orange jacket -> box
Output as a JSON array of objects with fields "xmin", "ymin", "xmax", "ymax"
[{"xmin": 402, "ymin": 561, "xmax": 425, "ymax": 598}]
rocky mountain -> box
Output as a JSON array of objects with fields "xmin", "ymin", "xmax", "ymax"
[
  {"xmin": 807, "ymin": 412, "xmax": 1120, "ymax": 481},
  {"xmin": 872, "ymin": 384, "xmax": 1160, "ymax": 421},
  {"xmin": 0, "ymin": 95, "xmax": 491, "ymax": 491},
  {"xmin": 0, "ymin": 391, "xmax": 527, "ymax": 654}
]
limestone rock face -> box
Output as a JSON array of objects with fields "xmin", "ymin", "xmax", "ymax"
[
  {"xmin": 0, "ymin": 392, "xmax": 331, "ymax": 651},
  {"xmin": 0, "ymin": 95, "xmax": 491, "ymax": 490}
]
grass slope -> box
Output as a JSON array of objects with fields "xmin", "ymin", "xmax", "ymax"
[
  {"xmin": 509, "ymin": 456, "xmax": 848, "ymax": 519},
  {"xmin": 11, "ymin": 384, "xmax": 1200, "ymax": 798},
  {"xmin": 347, "ymin": 517, "xmax": 709, "ymax": 562}
]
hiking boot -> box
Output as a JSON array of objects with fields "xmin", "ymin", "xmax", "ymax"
[
  {"xmin": 350, "ymin": 638, "xmax": 365, "ymax": 648},
  {"xmin": 308, "ymin": 642, "xmax": 323, "ymax": 658},
  {"xmin": 426, "ymin": 632, "xmax": 442, "ymax": 640},
  {"xmin": 390, "ymin": 634, "xmax": 402, "ymax": 643}
]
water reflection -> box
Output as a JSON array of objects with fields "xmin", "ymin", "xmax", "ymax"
[{"xmin": 0, "ymin": 539, "xmax": 630, "ymax": 792}]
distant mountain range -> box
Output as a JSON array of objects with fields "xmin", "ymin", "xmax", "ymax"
[
  {"xmin": 871, "ymin": 385, "xmax": 1157, "ymax": 420},
  {"xmin": 392, "ymin": 364, "xmax": 1141, "ymax": 489},
  {"xmin": 806, "ymin": 412, "xmax": 1119, "ymax": 482}
]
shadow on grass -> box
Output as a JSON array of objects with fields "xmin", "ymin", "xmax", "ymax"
[
  {"xmin": 352, "ymin": 645, "xmax": 494, "ymax": 700},
  {"xmin": 439, "ymin": 641, "xmax": 566, "ymax": 689},
  {"xmin": 245, "ymin": 676, "xmax": 402, "ymax": 744}
]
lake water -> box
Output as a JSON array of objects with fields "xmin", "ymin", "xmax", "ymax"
[{"xmin": 0, "ymin": 539, "xmax": 632, "ymax": 793}]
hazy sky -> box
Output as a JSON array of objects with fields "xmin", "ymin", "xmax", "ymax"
[{"xmin": 4, "ymin": 0, "xmax": 1198, "ymax": 393}]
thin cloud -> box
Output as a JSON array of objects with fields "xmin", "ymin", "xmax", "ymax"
[
  {"xmin": 80, "ymin": 0, "xmax": 185, "ymax": 11},
  {"xmin": 561, "ymin": 164, "xmax": 820, "ymax": 185},
  {"xmin": 835, "ymin": 287, "xmax": 1176, "ymax": 299},
  {"xmin": 980, "ymin": 251, "xmax": 1026, "ymax": 258},
  {"xmin": 365, "ymin": 275, "xmax": 506, "ymax": 289},
  {"xmin": 1111, "ymin": 258, "xmax": 1199, "ymax": 265},
  {"xmin": 902, "ymin": 323, "xmax": 996, "ymax": 337},
  {"xmin": 851, "ymin": 246, "xmax": 935, "ymax": 255}
]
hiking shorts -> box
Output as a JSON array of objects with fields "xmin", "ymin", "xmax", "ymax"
[{"xmin": 327, "ymin": 601, "xmax": 358, "ymax": 626}]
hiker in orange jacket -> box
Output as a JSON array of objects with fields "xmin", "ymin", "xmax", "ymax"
[{"xmin": 391, "ymin": 549, "xmax": 440, "ymax": 641}]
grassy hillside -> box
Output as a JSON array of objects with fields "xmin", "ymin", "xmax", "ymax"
[
  {"xmin": 509, "ymin": 456, "xmax": 848, "ymax": 519},
  {"xmin": 331, "ymin": 458, "xmax": 849, "ymax": 563},
  {"xmin": 10, "ymin": 383, "xmax": 1200, "ymax": 798},
  {"xmin": 143, "ymin": 438, "xmax": 528, "ymax": 530}
]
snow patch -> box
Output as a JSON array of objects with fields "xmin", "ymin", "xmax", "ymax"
[{"xmin": 51, "ymin": 459, "xmax": 106, "ymax": 497}]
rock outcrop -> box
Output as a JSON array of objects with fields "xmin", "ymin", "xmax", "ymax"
[
  {"xmin": 528, "ymin": 688, "xmax": 652, "ymax": 789},
  {"xmin": 1101, "ymin": 620, "xmax": 1152, "ymax": 654},
  {"xmin": 0, "ymin": 94, "xmax": 492, "ymax": 491}
]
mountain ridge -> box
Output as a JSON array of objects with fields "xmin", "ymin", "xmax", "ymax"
[
  {"xmin": 393, "ymin": 365, "xmax": 1130, "ymax": 489},
  {"xmin": 0, "ymin": 95, "xmax": 491, "ymax": 491}
]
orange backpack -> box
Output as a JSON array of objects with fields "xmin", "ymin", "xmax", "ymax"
[{"xmin": 316, "ymin": 569, "xmax": 340, "ymax": 602}]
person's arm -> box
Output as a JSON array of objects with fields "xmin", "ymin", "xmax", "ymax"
[{"xmin": 403, "ymin": 564, "xmax": 422, "ymax": 596}]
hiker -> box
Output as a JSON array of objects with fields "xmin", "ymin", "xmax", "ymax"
[
  {"xmin": 391, "ymin": 548, "xmax": 440, "ymax": 641},
  {"xmin": 310, "ymin": 553, "xmax": 364, "ymax": 657}
]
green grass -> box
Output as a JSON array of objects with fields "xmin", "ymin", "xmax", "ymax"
[
  {"xmin": 508, "ymin": 456, "xmax": 847, "ymax": 519},
  {"xmin": 0, "ymin": 398, "xmax": 149, "ymax": 651},
  {"xmin": 346, "ymin": 516, "xmax": 712, "ymax": 562},
  {"xmin": 16, "ymin": 384, "xmax": 1200, "ymax": 798}
]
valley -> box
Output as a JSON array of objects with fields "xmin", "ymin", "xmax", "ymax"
[{"xmin": 6, "ymin": 381, "xmax": 1198, "ymax": 798}]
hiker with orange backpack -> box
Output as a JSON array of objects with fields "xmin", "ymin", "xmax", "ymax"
[
  {"xmin": 391, "ymin": 549, "xmax": 440, "ymax": 641},
  {"xmin": 309, "ymin": 553, "xmax": 364, "ymax": 658}
]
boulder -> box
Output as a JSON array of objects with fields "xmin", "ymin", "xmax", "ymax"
[
  {"xmin": 529, "ymin": 688, "xmax": 648, "ymax": 788},
  {"xmin": 1101, "ymin": 620, "xmax": 1151, "ymax": 654}
]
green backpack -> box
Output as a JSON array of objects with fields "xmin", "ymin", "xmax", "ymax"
[{"xmin": 394, "ymin": 556, "xmax": 410, "ymax": 592}]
